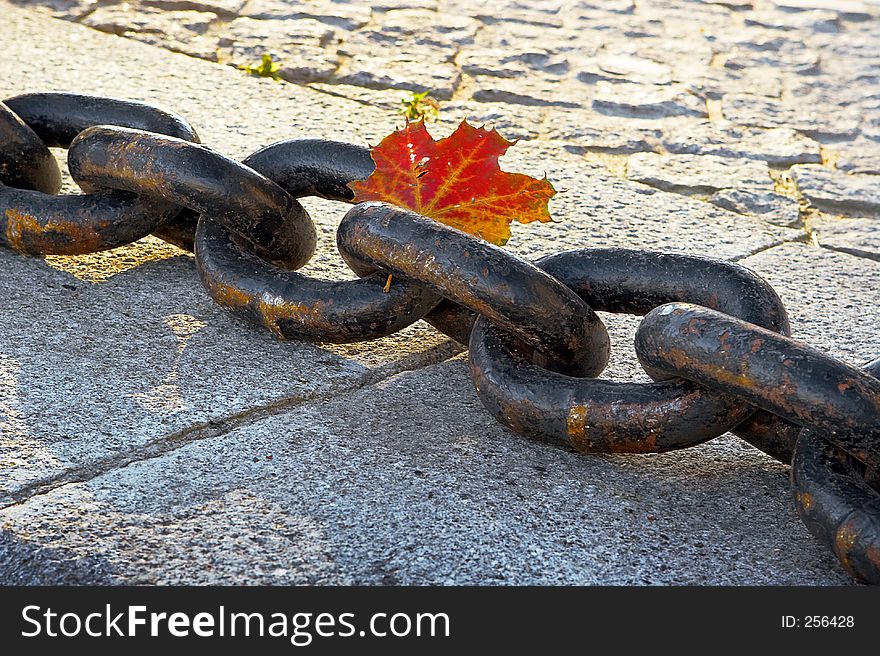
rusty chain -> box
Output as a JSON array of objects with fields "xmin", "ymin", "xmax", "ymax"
[{"xmin": 1, "ymin": 92, "xmax": 877, "ymax": 585}]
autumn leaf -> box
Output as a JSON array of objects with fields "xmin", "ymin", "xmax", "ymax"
[{"xmin": 348, "ymin": 119, "xmax": 556, "ymax": 245}]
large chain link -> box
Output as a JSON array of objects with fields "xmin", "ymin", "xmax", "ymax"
[{"xmin": 2, "ymin": 93, "xmax": 877, "ymax": 584}]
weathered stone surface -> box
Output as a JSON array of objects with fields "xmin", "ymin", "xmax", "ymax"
[
  {"xmin": 544, "ymin": 112, "xmax": 663, "ymax": 154},
  {"xmin": 459, "ymin": 0, "xmax": 565, "ymax": 26},
  {"xmin": 142, "ymin": 0, "xmax": 245, "ymax": 15},
  {"xmin": 769, "ymin": 0, "xmax": 877, "ymax": 22},
  {"xmin": 83, "ymin": 6, "xmax": 217, "ymax": 36},
  {"xmin": 0, "ymin": 8, "xmax": 459, "ymax": 503},
  {"xmin": 500, "ymin": 141, "xmax": 800, "ymax": 261},
  {"xmin": 627, "ymin": 152, "xmax": 771, "ymax": 195},
  {"xmin": 471, "ymin": 77, "xmax": 583, "ymax": 108},
  {"xmin": 0, "ymin": 354, "xmax": 849, "ymax": 585},
  {"xmin": 791, "ymin": 165, "xmax": 880, "ymax": 215},
  {"xmin": 473, "ymin": 20, "xmax": 597, "ymax": 53},
  {"xmin": 565, "ymin": 0, "xmax": 635, "ymax": 14},
  {"xmin": 459, "ymin": 48, "xmax": 570, "ymax": 78},
  {"xmin": 744, "ymin": 8, "xmax": 840, "ymax": 32},
  {"xmin": 7, "ymin": 0, "xmax": 104, "ymax": 19},
  {"xmin": 811, "ymin": 216, "xmax": 880, "ymax": 260},
  {"xmin": 710, "ymin": 187, "xmax": 801, "ymax": 226},
  {"xmin": 594, "ymin": 53, "xmax": 673, "ymax": 84},
  {"xmin": 339, "ymin": 8, "xmax": 478, "ymax": 53},
  {"xmin": 575, "ymin": 40, "xmax": 709, "ymax": 85},
  {"xmin": 783, "ymin": 69, "xmax": 880, "ymax": 112},
  {"xmin": 721, "ymin": 94, "xmax": 861, "ymax": 141},
  {"xmin": 218, "ymin": 15, "xmax": 336, "ymax": 46},
  {"xmin": 373, "ymin": 0, "xmax": 438, "ymax": 9},
  {"xmin": 724, "ymin": 47, "xmax": 819, "ymax": 74},
  {"xmin": 830, "ymin": 138, "xmax": 880, "ymax": 175},
  {"xmin": 436, "ymin": 101, "xmax": 545, "ymax": 142},
  {"xmin": 626, "ymin": 152, "xmax": 800, "ymax": 222},
  {"xmin": 593, "ymin": 82, "xmax": 708, "ymax": 118},
  {"xmin": 333, "ymin": 54, "xmax": 461, "ymax": 100},
  {"xmin": 740, "ymin": 243, "xmax": 880, "ymax": 364},
  {"xmin": 306, "ymin": 82, "xmax": 403, "ymax": 111},
  {"xmin": 686, "ymin": 66, "xmax": 783, "ymax": 100},
  {"xmin": 216, "ymin": 17, "xmax": 339, "ymax": 81},
  {"xmin": 637, "ymin": 2, "xmax": 733, "ymax": 33},
  {"xmin": 702, "ymin": 0, "xmax": 753, "ymax": 9},
  {"xmin": 82, "ymin": 6, "xmax": 221, "ymax": 60},
  {"xmin": 241, "ymin": 0, "xmax": 371, "ymax": 29},
  {"xmin": 661, "ymin": 123, "xmax": 822, "ymax": 166}
]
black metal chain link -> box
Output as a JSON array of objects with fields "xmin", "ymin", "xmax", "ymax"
[{"xmin": 1, "ymin": 93, "xmax": 877, "ymax": 584}]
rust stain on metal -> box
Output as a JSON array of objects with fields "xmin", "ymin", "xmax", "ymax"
[
  {"xmin": 204, "ymin": 274, "xmax": 252, "ymax": 309},
  {"xmin": 835, "ymin": 522, "xmax": 859, "ymax": 570},
  {"xmin": 567, "ymin": 405, "xmax": 588, "ymax": 446},
  {"xmin": 257, "ymin": 295, "xmax": 332, "ymax": 339},
  {"xmin": 4, "ymin": 207, "xmax": 40, "ymax": 251},
  {"xmin": 659, "ymin": 347, "xmax": 695, "ymax": 375},
  {"xmin": 5, "ymin": 208, "xmax": 107, "ymax": 254},
  {"xmin": 796, "ymin": 491, "xmax": 813, "ymax": 512}
]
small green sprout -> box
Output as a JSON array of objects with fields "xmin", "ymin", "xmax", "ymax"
[
  {"xmin": 240, "ymin": 54, "xmax": 282, "ymax": 81},
  {"xmin": 399, "ymin": 90, "xmax": 440, "ymax": 122}
]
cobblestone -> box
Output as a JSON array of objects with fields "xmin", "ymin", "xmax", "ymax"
[
  {"xmin": 627, "ymin": 153, "xmax": 772, "ymax": 194},
  {"xmin": 593, "ymin": 82, "xmax": 708, "ymax": 118},
  {"xmin": 627, "ymin": 152, "xmax": 802, "ymax": 223},
  {"xmin": 769, "ymin": 0, "xmax": 877, "ymax": 22},
  {"xmin": 241, "ymin": 0, "xmax": 371, "ymax": 29},
  {"xmin": 82, "ymin": 5, "xmax": 221, "ymax": 60},
  {"xmin": 811, "ymin": 216, "xmax": 880, "ymax": 259},
  {"xmin": 545, "ymin": 112, "xmax": 663, "ymax": 155},
  {"xmin": 661, "ymin": 123, "xmax": 822, "ymax": 166},
  {"xmin": 216, "ymin": 16, "xmax": 339, "ymax": 81},
  {"xmin": 791, "ymin": 164, "xmax": 880, "ymax": 215},
  {"xmin": 144, "ymin": 0, "xmax": 244, "ymax": 15}
]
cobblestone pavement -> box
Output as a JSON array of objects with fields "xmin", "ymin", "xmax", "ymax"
[
  {"xmin": 0, "ymin": 2, "xmax": 879, "ymax": 585},
  {"xmin": 13, "ymin": 0, "xmax": 880, "ymax": 239}
]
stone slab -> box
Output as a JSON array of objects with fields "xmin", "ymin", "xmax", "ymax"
[
  {"xmin": 811, "ymin": 216, "xmax": 880, "ymax": 260},
  {"xmin": 0, "ymin": 353, "xmax": 852, "ymax": 584},
  {"xmin": 791, "ymin": 164, "xmax": 880, "ymax": 216}
]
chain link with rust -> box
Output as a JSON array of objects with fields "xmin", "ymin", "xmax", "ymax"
[{"xmin": 1, "ymin": 93, "xmax": 878, "ymax": 584}]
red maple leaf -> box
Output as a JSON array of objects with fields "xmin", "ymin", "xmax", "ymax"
[{"xmin": 348, "ymin": 119, "xmax": 556, "ymax": 245}]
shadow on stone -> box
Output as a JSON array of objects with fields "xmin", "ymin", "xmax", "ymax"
[{"xmin": 0, "ymin": 527, "xmax": 117, "ymax": 585}]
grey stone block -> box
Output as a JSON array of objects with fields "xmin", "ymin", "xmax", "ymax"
[
  {"xmin": 0, "ymin": 354, "xmax": 854, "ymax": 585},
  {"xmin": 661, "ymin": 123, "xmax": 822, "ymax": 166},
  {"xmin": 791, "ymin": 164, "xmax": 880, "ymax": 216},
  {"xmin": 593, "ymin": 82, "xmax": 708, "ymax": 119},
  {"xmin": 242, "ymin": 0, "xmax": 371, "ymax": 30},
  {"xmin": 812, "ymin": 216, "xmax": 880, "ymax": 259},
  {"xmin": 627, "ymin": 152, "xmax": 771, "ymax": 195},
  {"xmin": 769, "ymin": 0, "xmax": 877, "ymax": 22},
  {"xmin": 722, "ymin": 94, "xmax": 861, "ymax": 142},
  {"xmin": 142, "ymin": 0, "xmax": 245, "ymax": 16}
]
